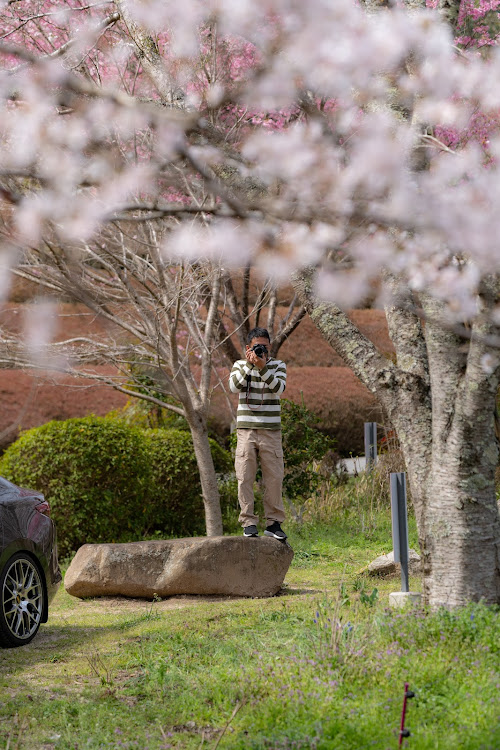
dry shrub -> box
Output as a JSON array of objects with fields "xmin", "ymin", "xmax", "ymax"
[
  {"xmin": 225, "ymin": 271, "xmax": 296, "ymax": 307},
  {"xmin": 223, "ymin": 306, "xmax": 394, "ymax": 368},
  {"xmin": 304, "ymin": 447, "xmax": 409, "ymax": 531},
  {"xmin": 6, "ymin": 276, "xmax": 77, "ymax": 303},
  {"xmin": 0, "ymin": 302, "xmax": 119, "ymax": 342},
  {"xmin": 6, "ymin": 276, "xmax": 42, "ymax": 302},
  {"xmin": 369, "ymin": 447, "xmax": 409, "ymax": 503},
  {"xmin": 0, "ymin": 364, "xmax": 386, "ymax": 458},
  {"xmin": 1, "ymin": 299, "xmax": 394, "ymax": 456}
]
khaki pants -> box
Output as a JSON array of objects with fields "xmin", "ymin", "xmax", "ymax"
[{"xmin": 235, "ymin": 428, "xmax": 285, "ymax": 527}]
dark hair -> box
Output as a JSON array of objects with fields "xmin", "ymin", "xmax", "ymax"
[{"xmin": 246, "ymin": 327, "xmax": 270, "ymax": 345}]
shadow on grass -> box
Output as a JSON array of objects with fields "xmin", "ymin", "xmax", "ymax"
[
  {"xmin": 278, "ymin": 585, "xmax": 320, "ymax": 596},
  {"xmin": 1, "ymin": 585, "xmax": 319, "ymax": 677},
  {"xmin": 0, "ymin": 616, "xmax": 149, "ymax": 678}
]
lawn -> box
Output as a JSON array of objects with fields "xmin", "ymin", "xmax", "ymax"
[{"xmin": 0, "ymin": 515, "xmax": 498, "ymax": 750}]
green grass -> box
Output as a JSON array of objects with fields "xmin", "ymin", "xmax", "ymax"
[{"xmin": 0, "ymin": 514, "xmax": 499, "ymax": 750}]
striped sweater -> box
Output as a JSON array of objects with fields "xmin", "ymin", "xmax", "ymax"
[{"xmin": 229, "ymin": 358, "xmax": 287, "ymax": 430}]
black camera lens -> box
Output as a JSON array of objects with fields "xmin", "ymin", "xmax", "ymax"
[{"xmin": 252, "ymin": 344, "xmax": 268, "ymax": 357}]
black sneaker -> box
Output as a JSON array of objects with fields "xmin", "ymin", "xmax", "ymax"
[
  {"xmin": 264, "ymin": 522, "xmax": 287, "ymax": 541},
  {"xmin": 243, "ymin": 525, "xmax": 259, "ymax": 537}
]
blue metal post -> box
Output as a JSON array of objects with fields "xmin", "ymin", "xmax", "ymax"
[
  {"xmin": 390, "ymin": 472, "xmax": 409, "ymax": 593},
  {"xmin": 364, "ymin": 422, "xmax": 377, "ymax": 473}
]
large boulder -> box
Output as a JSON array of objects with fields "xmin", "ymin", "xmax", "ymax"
[{"xmin": 64, "ymin": 536, "xmax": 294, "ymax": 599}]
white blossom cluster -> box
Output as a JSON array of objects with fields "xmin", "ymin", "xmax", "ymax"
[{"xmin": 1, "ymin": 0, "xmax": 500, "ymax": 319}]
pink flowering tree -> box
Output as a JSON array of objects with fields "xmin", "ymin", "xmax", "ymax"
[
  {"xmin": 0, "ymin": 0, "xmax": 500, "ymax": 605},
  {"xmin": 0, "ymin": 1, "xmax": 305, "ymax": 536}
]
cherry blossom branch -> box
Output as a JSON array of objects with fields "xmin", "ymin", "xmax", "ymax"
[
  {"xmin": 420, "ymin": 133, "xmax": 458, "ymax": 154},
  {"xmin": 0, "ymin": 39, "xmax": 195, "ymax": 124},
  {"xmin": 7, "ymin": 12, "xmax": 120, "ymax": 69},
  {"xmin": 178, "ymin": 145, "xmax": 248, "ymax": 218}
]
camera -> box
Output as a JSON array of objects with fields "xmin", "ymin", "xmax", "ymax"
[{"xmin": 252, "ymin": 343, "xmax": 268, "ymax": 358}]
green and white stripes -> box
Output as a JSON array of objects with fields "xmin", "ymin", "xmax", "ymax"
[{"xmin": 229, "ymin": 358, "xmax": 287, "ymax": 429}]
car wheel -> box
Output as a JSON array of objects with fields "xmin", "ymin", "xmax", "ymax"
[{"xmin": 0, "ymin": 553, "xmax": 46, "ymax": 648}]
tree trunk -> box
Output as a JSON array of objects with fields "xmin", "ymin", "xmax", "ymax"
[
  {"xmin": 419, "ymin": 294, "xmax": 500, "ymax": 607},
  {"xmin": 293, "ymin": 269, "xmax": 500, "ymax": 607},
  {"xmin": 186, "ymin": 410, "xmax": 224, "ymax": 537},
  {"xmin": 424, "ymin": 446, "xmax": 500, "ymax": 608}
]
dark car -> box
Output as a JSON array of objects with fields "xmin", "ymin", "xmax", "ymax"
[{"xmin": 0, "ymin": 477, "xmax": 61, "ymax": 648}]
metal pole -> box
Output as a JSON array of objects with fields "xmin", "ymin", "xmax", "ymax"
[
  {"xmin": 390, "ymin": 472, "xmax": 409, "ymax": 593},
  {"xmin": 398, "ymin": 682, "xmax": 414, "ymax": 746},
  {"xmin": 364, "ymin": 422, "xmax": 377, "ymax": 473}
]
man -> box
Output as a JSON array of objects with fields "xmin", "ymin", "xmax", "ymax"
[{"xmin": 229, "ymin": 327, "xmax": 287, "ymax": 540}]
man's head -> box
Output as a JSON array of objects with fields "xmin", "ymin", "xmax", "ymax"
[
  {"xmin": 246, "ymin": 327, "xmax": 271, "ymax": 360},
  {"xmin": 246, "ymin": 327, "xmax": 270, "ymax": 347}
]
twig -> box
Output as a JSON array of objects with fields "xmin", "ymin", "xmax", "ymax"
[
  {"xmin": 420, "ymin": 133, "xmax": 457, "ymax": 154},
  {"xmin": 212, "ymin": 701, "xmax": 245, "ymax": 750},
  {"xmin": 5, "ymin": 715, "xmax": 28, "ymax": 750}
]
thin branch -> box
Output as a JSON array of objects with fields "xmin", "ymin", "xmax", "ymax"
[
  {"xmin": 271, "ymin": 304, "xmax": 307, "ymax": 356},
  {"xmin": 200, "ymin": 267, "xmax": 221, "ymax": 402},
  {"xmin": 11, "ymin": 12, "xmax": 121, "ymax": 70},
  {"xmin": 212, "ymin": 702, "xmax": 245, "ymax": 750},
  {"xmin": 178, "ymin": 145, "xmax": 248, "ymax": 218},
  {"xmin": 242, "ymin": 264, "xmax": 251, "ymax": 336},
  {"xmin": 420, "ymin": 133, "xmax": 458, "ymax": 155},
  {"xmin": 266, "ymin": 286, "xmax": 278, "ymax": 336},
  {"xmin": 108, "ymin": 204, "xmax": 226, "ymax": 221}
]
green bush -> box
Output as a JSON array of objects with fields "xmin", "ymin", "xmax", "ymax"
[
  {"xmin": 280, "ymin": 398, "xmax": 335, "ymax": 501},
  {"xmin": 0, "ymin": 417, "xmax": 233, "ymax": 556},
  {"xmin": 0, "ymin": 416, "xmax": 150, "ymax": 557}
]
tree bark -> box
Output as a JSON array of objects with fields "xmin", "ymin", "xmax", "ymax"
[
  {"xmin": 382, "ymin": 278, "xmax": 432, "ymax": 536},
  {"xmin": 420, "ymin": 293, "xmax": 500, "ymax": 607},
  {"xmin": 115, "ymin": 0, "xmax": 183, "ymax": 105},
  {"xmin": 186, "ymin": 408, "xmax": 224, "ymax": 537}
]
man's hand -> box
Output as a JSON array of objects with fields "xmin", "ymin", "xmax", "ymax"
[{"xmin": 245, "ymin": 348, "xmax": 267, "ymax": 370}]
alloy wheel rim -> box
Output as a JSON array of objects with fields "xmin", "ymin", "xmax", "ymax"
[{"xmin": 2, "ymin": 558, "xmax": 43, "ymax": 640}]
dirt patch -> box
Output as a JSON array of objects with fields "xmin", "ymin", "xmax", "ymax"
[
  {"xmin": 0, "ymin": 364, "xmax": 383, "ymax": 455},
  {"xmin": 54, "ymin": 585, "xmax": 319, "ymax": 619},
  {"xmin": 278, "ymin": 308, "xmax": 394, "ymax": 367}
]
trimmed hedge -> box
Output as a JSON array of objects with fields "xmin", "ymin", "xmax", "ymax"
[{"xmin": 0, "ymin": 416, "xmax": 232, "ymax": 557}]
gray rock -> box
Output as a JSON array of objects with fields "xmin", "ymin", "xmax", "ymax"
[
  {"xmin": 367, "ymin": 549, "xmax": 421, "ymax": 576},
  {"xmin": 64, "ymin": 536, "xmax": 294, "ymax": 599}
]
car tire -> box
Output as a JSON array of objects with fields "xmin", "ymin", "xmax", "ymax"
[{"xmin": 0, "ymin": 553, "xmax": 46, "ymax": 648}]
